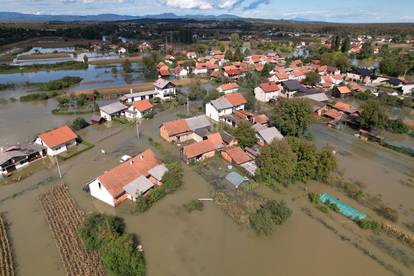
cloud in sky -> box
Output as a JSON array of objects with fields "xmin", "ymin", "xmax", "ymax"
[{"xmin": 1, "ymin": 0, "xmax": 414, "ymax": 22}]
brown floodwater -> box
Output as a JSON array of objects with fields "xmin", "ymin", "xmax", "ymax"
[{"xmin": 0, "ymin": 107, "xmax": 413, "ymax": 276}]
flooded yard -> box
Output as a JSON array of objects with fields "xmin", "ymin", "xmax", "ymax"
[{"xmin": 0, "ymin": 108, "xmax": 413, "ymax": 275}]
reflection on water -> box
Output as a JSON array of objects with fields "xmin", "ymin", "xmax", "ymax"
[{"xmin": 0, "ymin": 63, "xmax": 144, "ymax": 91}]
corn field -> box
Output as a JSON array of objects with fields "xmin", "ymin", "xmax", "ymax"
[
  {"xmin": 40, "ymin": 184, "xmax": 105, "ymax": 276},
  {"xmin": 0, "ymin": 214, "xmax": 14, "ymax": 276}
]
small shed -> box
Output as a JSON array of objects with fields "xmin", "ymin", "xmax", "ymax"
[{"xmin": 225, "ymin": 172, "xmax": 248, "ymax": 188}]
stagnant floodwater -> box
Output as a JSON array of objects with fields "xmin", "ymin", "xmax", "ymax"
[
  {"xmin": 0, "ymin": 108, "xmax": 413, "ymax": 275},
  {"xmin": 0, "ymin": 63, "xmax": 144, "ymax": 90}
]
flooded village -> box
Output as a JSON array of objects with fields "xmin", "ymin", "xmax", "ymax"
[{"xmin": 1, "ymin": 11, "xmax": 414, "ymax": 276}]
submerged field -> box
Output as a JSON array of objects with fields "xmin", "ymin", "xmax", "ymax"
[{"xmin": 0, "ymin": 107, "xmax": 413, "ymax": 275}]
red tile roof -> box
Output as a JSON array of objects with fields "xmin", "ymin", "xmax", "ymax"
[
  {"xmin": 324, "ymin": 109, "xmax": 342, "ymax": 120},
  {"xmin": 224, "ymin": 93, "xmax": 247, "ymax": 106},
  {"xmin": 223, "ymin": 146, "xmax": 252, "ymax": 165},
  {"xmin": 332, "ymin": 102, "xmax": 353, "ymax": 113},
  {"xmin": 218, "ymin": 82, "xmax": 239, "ymax": 91},
  {"xmin": 98, "ymin": 149, "xmax": 160, "ymax": 197},
  {"xmin": 132, "ymin": 100, "xmax": 153, "ymax": 113},
  {"xmin": 162, "ymin": 119, "xmax": 190, "ymax": 136},
  {"xmin": 260, "ymin": 82, "xmax": 279, "ymax": 93},
  {"xmin": 254, "ymin": 114, "xmax": 269, "ymax": 125},
  {"xmin": 38, "ymin": 125, "xmax": 77, "ymax": 148},
  {"xmin": 337, "ymin": 86, "xmax": 351, "ymax": 94},
  {"xmin": 183, "ymin": 140, "xmax": 215, "ymax": 159},
  {"xmin": 207, "ymin": 132, "xmax": 224, "ymax": 146}
]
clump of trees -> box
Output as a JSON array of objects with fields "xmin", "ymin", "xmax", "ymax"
[
  {"xmin": 183, "ymin": 200, "xmax": 204, "ymax": 212},
  {"xmin": 257, "ymin": 139, "xmax": 337, "ymax": 187},
  {"xmin": 38, "ymin": 76, "xmax": 82, "ymax": 91},
  {"xmin": 71, "ymin": 117, "xmax": 89, "ymax": 131},
  {"xmin": 79, "ymin": 214, "xmax": 145, "ymax": 276},
  {"xmin": 320, "ymin": 51, "xmax": 351, "ymax": 72},
  {"xmin": 136, "ymin": 162, "xmax": 183, "ymax": 212},
  {"xmin": 270, "ymin": 98, "xmax": 313, "ymax": 137},
  {"xmin": 123, "ymin": 59, "xmax": 133, "ymax": 73},
  {"xmin": 142, "ymin": 54, "xmax": 159, "ymax": 79},
  {"xmin": 249, "ymin": 200, "xmax": 292, "ymax": 235},
  {"xmin": 234, "ymin": 121, "xmax": 257, "ymax": 148},
  {"xmin": 303, "ymin": 71, "xmax": 321, "ymax": 86}
]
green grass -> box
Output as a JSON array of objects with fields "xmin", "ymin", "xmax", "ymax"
[
  {"xmin": 0, "ymin": 61, "xmax": 88, "ymax": 74},
  {"xmin": 58, "ymin": 140, "xmax": 95, "ymax": 161}
]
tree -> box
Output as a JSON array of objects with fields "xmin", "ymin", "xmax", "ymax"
[
  {"xmin": 123, "ymin": 59, "xmax": 132, "ymax": 73},
  {"xmin": 303, "ymin": 71, "xmax": 321, "ymax": 86},
  {"xmin": 224, "ymin": 49, "xmax": 233, "ymax": 61},
  {"xmin": 359, "ymin": 42, "xmax": 373, "ymax": 59},
  {"xmin": 71, "ymin": 117, "xmax": 89, "ymax": 131},
  {"xmin": 230, "ymin": 33, "xmax": 242, "ymax": 48},
  {"xmin": 244, "ymin": 48, "xmax": 251, "ymax": 57},
  {"xmin": 258, "ymin": 140, "xmax": 297, "ymax": 186},
  {"xmin": 333, "ymin": 35, "xmax": 341, "ymax": 51},
  {"xmin": 234, "ymin": 122, "xmax": 257, "ymax": 148},
  {"xmin": 261, "ymin": 63, "xmax": 274, "ymax": 77},
  {"xmin": 219, "ymin": 42, "xmax": 226, "ymax": 53},
  {"xmin": 359, "ymin": 100, "xmax": 388, "ymax": 130},
  {"xmin": 341, "ymin": 36, "xmax": 351, "ymax": 53},
  {"xmin": 250, "ymin": 200, "xmax": 292, "ymax": 235},
  {"xmin": 101, "ymin": 235, "xmax": 145, "ymax": 276},
  {"xmin": 83, "ymin": 55, "xmax": 88, "ymax": 63},
  {"xmin": 270, "ymin": 98, "xmax": 313, "ymax": 137},
  {"xmin": 142, "ymin": 54, "xmax": 158, "ymax": 79},
  {"xmin": 316, "ymin": 146, "xmax": 337, "ymax": 183},
  {"xmin": 233, "ymin": 47, "xmax": 244, "ymax": 62},
  {"xmin": 287, "ymin": 137, "xmax": 318, "ymax": 183}
]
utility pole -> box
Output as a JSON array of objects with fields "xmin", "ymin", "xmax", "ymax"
[
  {"xmin": 187, "ymin": 96, "xmax": 190, "ymax": 114},
  {"xmin": 136, "ymin": 119, "xmax": 140, "ymax": 140},
  {"xmin": 55, "ymin": 156, "xmax": 62, "ymax": 179}
]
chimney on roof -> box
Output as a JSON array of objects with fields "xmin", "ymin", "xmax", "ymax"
[
  {"xmin": 130, "ymin": 160, "xmax": 134, "ymax": 165},
  {"xmin": 139, "ymin": 155, "xmax": 144, "ymax": 160},
  {"xmin": 130, "ymin": 88, "xmax": 133, "ymax": 95}
]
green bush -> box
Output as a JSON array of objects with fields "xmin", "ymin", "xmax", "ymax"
[
  {"xmin": 356, "ymin": 219, "xmax": 380, "ymax": 231},
  {"xmin": 250, "ymin": 200, "xmax": 292, "ymax": 235},
  {"xmin": 78, "ymin": 214, "xmax": 144, "ymax": 276},
  {"xmin": 38, "ymin": 76, "xmax": 82, "ymax": 91},
  {"xmin": 71, "ymin": 117, "xmax": 89, "ymax": 131},
  {"xmin": 183, "ymin": 200, "xmax": 204, "ymax": 212},
  {"xmin": 308, "ymin": 192, "xmax": 320, "ymax": 204}
]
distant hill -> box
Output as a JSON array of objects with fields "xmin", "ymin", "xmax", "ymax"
[{"xmin": 0, "ymin": 12, "xmax": 241, "ymax": 22}]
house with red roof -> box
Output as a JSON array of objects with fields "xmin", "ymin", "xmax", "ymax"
[
  {"xmin": 194, "ymin": 63, "xmax": 208, "ymax": 75},
  {"xmin": 125, "ymin": 100, "xmax": 154, "ymax": 119},
  {"xmin": 254, "ymin": 81, "xmax": 282, "ymax": 102},
  {"xmin": 205, "ymin": 93, "xmax": 247, "ymax": 121},
  {"xmin": 333, "ymin": 85, "xmax": 352, "ymax": 98},
  {"xmin": 34, "ymin": 125, "xmax": 78, "ymax": 156},
  {"xmin": 217, "ymin": 82, "xmax": 239, "ymax": 94},
  {"xmin": 88, "ymin": 149, "xmax": 168, "ymax": 206},
  {"xmin": 181, "ymin": 133, "xmax": 223, "ymax": 163},
  {"xmin": 221, "ymin": 146, "xmax": 252, "ymax": 165},
  {"xmin": 160, "ymin": 115, "xmax": 212, "ymax": 143}
]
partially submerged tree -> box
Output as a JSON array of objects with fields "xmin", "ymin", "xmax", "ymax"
[{"xmin": 234, "ymin": 122, "xmax": 257, "ymax": 148}]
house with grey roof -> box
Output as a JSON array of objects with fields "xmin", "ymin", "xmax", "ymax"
[
  {"xmin": 154, "ymin": 78, "xmax": 176, "ymax": 99},
  {"xmin": 123, "ymin": 175, "xmax": 155, "ymax": 200},
  {"xmin": 0, "ymin": 144, "xmax": 46, "ymax": 176},
  {"xmin": 120, "ymin": 90, "xmax": 158, "ymax": 104},
  {"xmin": 256, "ymin": 127, "xmax": 283, "ymax": 145},
  {"xmin": 99, "ymin": 102, "xmax": 128, "ymax": 121}
]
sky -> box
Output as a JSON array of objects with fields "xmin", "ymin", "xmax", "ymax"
[{"xmin": 0, "ymin": 0, "xmax": 413, "ymax": 23}]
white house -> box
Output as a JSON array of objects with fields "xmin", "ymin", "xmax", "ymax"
[
  {"xmin": 400, "ymin": 84, "xmax": 414, "ymax": 95},
  {"xmin": 88, "ymin": 149, "xmax": 167, "ymax": 206},
  {"xmin": 175, "ymin": 66, "xmax": 189, "ymax": 78},
  {"xmin": 99, "ymin": 102, "xmax": 128, "ymax": 121},
  {"xmin": 0, "ymin": 144, "xmax": 46, "ymax": 176},
  {"xmin": 34, "ymin": 125, "xmax": 78, "ymax": 156},
  {"xmin": 217, "ymin": 83, "xmax": 239, "ymax": 94},
  {"xmin": 120, "ymin": 90, "xmax": 158, "ymax": 104},
  {"xmin": 205, "ymin": 93, "xmax": 247, "ymax": 122},
  {"xmin": 254, "ymin": 82, "xmax": 282, "ymax": 102},
  {"xmin": 154, "ymin": 79, "xmax": 176, "ymax": 100},
  {"xmin": 125, "ymin": 100, "xmax": 154, "ymax": 119},
  {"xmin": 193, "ymin": 63, "xmax": 208, "ymax": 75}
]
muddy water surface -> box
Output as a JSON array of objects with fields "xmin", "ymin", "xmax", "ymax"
[{"xmin": 0, "ymin": 110, "xmax": 412, "ymax": 276}]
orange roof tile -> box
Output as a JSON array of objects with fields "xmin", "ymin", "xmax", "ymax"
[
  {"xmin": 324, "ymin": 109, "xmax": 342, "ymax": 120},
  {"xmin": 98, "ymin": 149, "xmax": 160, "ymax": 197},
  {"xmin": 224, "ymin": 93, "xmax": 247, "ymax": 106},
  {"xmin": 260, "ymin": 82, "xmax": 279, "ymax": 93},
  {"xmin": 207, "ymin": 132, "xmax": 224, "ymax": 146},
  {"xmin": 276, "ymin": 72, "xmax": 289, "ymax": 80},
  {"xmin": 162, "ymin": 119, "xmax": 190, "ymax": 137},
  {"xmin": 132, "ymin": 100, "xmax": 153, "ymax": 113},
  {"xmin": 38, "ymin": 125, "xmax": 77, "ymax": 148},
  {"xmin": 332, "ymin": 102, "xmax": 353, "ymax": 112},
  {"xmin": 337, "ymin": 86, "xmax": 351, "ymax": 94},
  {"xmin": 223, "ymin": 147, "xmax": 252, "ymax": 165},
  {"xmin": 218, "ymin": 82, "xmax": 239, "ymax": 91},
  {"xmin": 183, "ymin": 140, "xmax": 216, "ymax": 159},
  {"xmin": 254, "ymin": 114, "xmax": 269, "ymax": 125}
]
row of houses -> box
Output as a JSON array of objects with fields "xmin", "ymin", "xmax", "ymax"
[
  {"xmin": 99, "ymin": 79, "xmax": 176, "ymax": 121},
  {"xmin": 1, "ymin": 125, "xmax": 79, "ymax": 176}
]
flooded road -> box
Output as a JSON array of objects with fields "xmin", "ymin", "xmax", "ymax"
[{"xmin": 0, "ymin": 101, "xmax": 414, "ymax": 276}]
